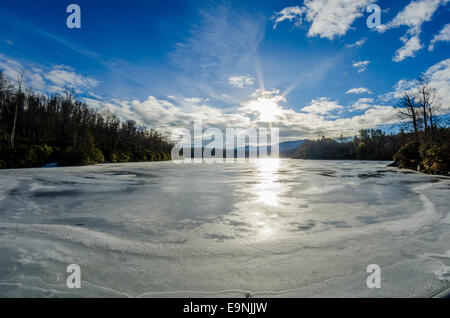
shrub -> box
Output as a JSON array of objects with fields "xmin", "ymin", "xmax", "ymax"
[
  {"xmin": 108, "ymin": 152, "xmax": 118, "ymax": 163},
  {"xmin": 421, "ymin": 144, "xmax": 450, "ymax": 175},
  {"xmin": 393, "ymin": 142, "xmax": 421, "ymax": 169},
  {"xmin": 0, "ymin": 143, "xmax": 53, "ymax": 168},
  {"xmin": 117, "ymin": 151, "xmax": 131, "ymax": 163},
  {"xmin": 91, "ymin": 148, "xmax": 105, "ymax": 164},
  {"xmin": 27, "ymin": 145, "xmax": 53, "ymax": 167}
]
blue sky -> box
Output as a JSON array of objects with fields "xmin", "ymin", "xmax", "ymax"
[{"xmin": 0, "ymin": 0, "xmax": 449, "ymax": 140}]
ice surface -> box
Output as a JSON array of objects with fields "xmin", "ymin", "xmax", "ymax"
[{"xmin": 0, "ymin": 159, "xmax": 449, "ymax": 297}]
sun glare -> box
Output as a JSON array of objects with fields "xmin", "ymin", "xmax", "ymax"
[
  {"xmin": 248, "ymin": 98, "xmax": 282, "ymax": 122},
  {"xmin": 255, "ymin": 158, "xmax": 282, "ymax": 206}
]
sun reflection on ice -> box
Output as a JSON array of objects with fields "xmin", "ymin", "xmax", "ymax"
[
  {"xmin": 249, "ymin": 159, "xmax": 285, "ymax": 239},
  {"xmin": 254, "ymin": 159, "xmax": 282, "ymax": 207}
]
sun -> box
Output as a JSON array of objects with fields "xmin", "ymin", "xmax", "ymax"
[{"xmin": 247, "ymin": 97, "xmax": 282, "ymax": 122}]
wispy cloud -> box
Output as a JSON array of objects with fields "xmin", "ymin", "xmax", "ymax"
[
  {"xmin": 352, "ymin": 60, "xmax": 370, "ymax": 73},
  {"xmin": 0, "ymin": 8, "xmax": 99, "ymax": 60},
  {"xmin": 3, "ymin": 39, "xmax": 14, "ymax": 46},
  {"xmin": 379, "ymin": 0, "xmax": 445, "ymax": 33},
  {"xmin": 184, "ymin": 97, "xmax": 210, "ymax": 104},
  {"xmin": 345, "ymin": 37, "xmax": 368, "ymax": 48},
  {"xmin": 272, "ymin": 0, "xmax": 372, "ymax": 40},
  {"xmin": 303, "ymin": 0, "xmax": 372, "ymax": 39},
  {"xmin": 429, "ymin": 23, "xmax": 450, "ymax": 51},
  {"xmin": 423, "ymin": 58, "xmax": 450, "ymax": 111},
  {"xmin": 271, "ymin": 6, "xmax": 304, "ymax": 30},
  {"xmin": 170, "ymin": 4, "xmax": 265, "ymax": 78},
  {"xmin": 380, "ymin": 58, "xmax": 450, "ymax": 112},
  {"xmin": 228, "ymin": 75, "xmax": 255, "ymax": 88},
  {"xmin": 393, "ymin": 33, "xmax": 423, "ymax": 62},
  {"xmin": 346, "ymin": 87, "xmax": 372, "ymax": 94},
  {"xmin": 352, "ymin": 98, "xmax": 375, "ymax": 110},
  {"xmin": 45, "ymin": 66, "xmax": 98, "ymax": 91},
  {"xmin": 300, "ymin": 97, "xmax": 343, "ymax": 115},
  {"xmin": 0, "ymin": 54, "xmax": 98, "ymax": 94},
  {"xmin": 378, "ymin": 0, "xmax": 448, "ymax": 62}
]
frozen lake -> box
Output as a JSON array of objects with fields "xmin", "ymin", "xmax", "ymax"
[{"xmin": 0, "ymin": 159, "xmax": 449, "ymax": 297}]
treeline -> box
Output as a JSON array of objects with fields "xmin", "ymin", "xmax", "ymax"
[
  {"xmin": 295, "ymin": 79, "xmax": 449, "ymax": 175},
  {"xmin": 296, "ymin": 129, "xmax": 406, "ymax": 161},
  {"xmin": 0, "ymin": 72, "xmax": 172, "ymax": 169}
]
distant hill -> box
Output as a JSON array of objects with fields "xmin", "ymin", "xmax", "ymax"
[
  {"xmin": 181, "ymin": 140, "xmax": 307, "ymax": 158},
  {"xmin": 278, "ymin": 140, "xmax": 307, "ymax": 157},
  {"xmin": 279, "ymin": 140, "xmax": 307, "ymax": 152},
  {"xmin": 232, "ymin": 140, "xmax": 307, "ymax": 158}
]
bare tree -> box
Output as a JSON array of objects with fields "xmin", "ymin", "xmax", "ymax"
[
  {"xmin": 397, "ymin": 78, "xmax": 441, "ymax": 143},
  {"xmin": 10, "ymin": 70, "xmax": 25, "ymax": 149},
  {"xmin": 396, "ymin": 93, "xmax": 420, "ymax": 141},
  {"xmin": 417, "ymin": 77, "xmax": 438, "ymax": 142}
]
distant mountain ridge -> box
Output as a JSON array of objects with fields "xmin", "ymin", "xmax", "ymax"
[
  {"xmin": 181, "ymin": 140, "xmax": 306, "ymax": 158},
  {"xmin": 278, "ymin": 140, "xmax": 307, "ymax": 151}
]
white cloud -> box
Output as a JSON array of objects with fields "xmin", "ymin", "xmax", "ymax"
[
  {"xmin": 393, "ymin": 33, "xmax": 424, "ymax": 62},
  {"xmin": 271, "ymin": 6, "xmax": 304, "ymax": 29},
  {"xmin": 379, "ymin": 79, "xmax": 419, "ymax": 101},
  {"xmin": 0, "ymin": 55, "xmax": 45, "ymax": 91},
  {"xmin": 0, "ymin": 55, "xmax": 99, "ymax": 95},
  {"xmin": 303, "ymin": 0, "xmax": 372, "ymax": 39},
  {"xmin": 345, "ymin": 37, "xmax": 368, "ymax": 48},
  {"xmin": 123, "ymin": 96, "xmax": 249, "ymax": 136},
  {"xmin": 380, "ymin": 0, "xmax": 444, "ymax": 32},
  {"xmin": 423, "ymin": 58, "xmax": 450, "ymax": 112},
  {"xmin": 346, "ymin": 87, "xmax": 372, "ymax": 94},
  {"xmin": 45, "ymin": 67, "xmax": 98, "ymax": 90},
  {"xmin": 379, "ymin": 0, "xmax": 448, "ymax": 62},
  {"xmin": 276, "ymin": 102, "xmax": 398, "ymax": 139},
  {"xmin": 0, "ymin": 54, "xmax": 25, "ymax": 83},
  {"xmin": 272, "ymin": 1, "xmax": 372, "ymax": 40},
  {"xmin": 381, "ymin": 58, "xmax": 450, "ymax": 113},
  {"xmin": 241, "ymin": 89, "xmax": 285, "ymax": 122},
  {"xmin": 301, "ymin": 97, "xmax": 343, "ymax": 115},
  {"xmin": 429, "ymin": 24, "xmax": 450, "ymax": 51},
  {"xmin": 85, "ymin": 87, "xmax": 401, "ymax": 141},
  {"xmin": 228, "ymin": 75, "xmax": 255, "ymax": 88},
  {"xmin": 352, "ymin": 98, "xmax": 375, "ymax": 110},
  {"xmin": 82, "ymin": 97, "xmax": 103, "ymax": 109},
  {"xmin": 26, "ymin": 72, "xmax": 46, "ymax": 91},
  {"xmin": 184, "ymin": 97, "xmax": 209, "ymax": 104},
  {"xmin": 352, "ymin": 60, "xmax": 370, "ymax": 73},
  {"xmin": 87, "ymin": 91, "xmax": 104, "ymax": 100}
]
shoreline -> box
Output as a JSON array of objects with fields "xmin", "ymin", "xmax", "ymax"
[{"xmin": 1, "ymin": 158, "xmax": 449, "ymax": 179}]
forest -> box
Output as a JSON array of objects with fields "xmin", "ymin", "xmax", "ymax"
[
  {"xmin": 296, "ymin": 129, "xmax": 408, "ymax": 161},
  {"xmin": 0, "ymin": 72, "xmax": 173, "ymax": 169}
]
